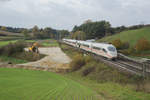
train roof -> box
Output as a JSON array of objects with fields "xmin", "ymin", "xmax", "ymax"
[
  {"xmin": 77, "ymin": 40, "xmax": 113, "ymax": 47},
  {"xmin": 92, "ymin": 42, "xmax": 114, "ymax": 48},
  {"xmin": 77, "ymin": 40, "xmax": 92, "ymax": 45},
  {"xmin": 63, "ymin": 39, "xmax": 115, "ymax": 48}
]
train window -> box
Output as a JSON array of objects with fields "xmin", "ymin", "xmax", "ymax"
[
  {"xmin": 108, "ymin": 46, "xmax": 116, "ymax": 52},
  {"xmin": 83, "ymin": 44, "xmax": 89, "ymax": 47},
  {"xmin": 102, "ymin": 48, "xmax": 107, "ymax": 53},
  {"xmin": 93, "ymin": 46, "xmax": 101, "ymax": 50}
]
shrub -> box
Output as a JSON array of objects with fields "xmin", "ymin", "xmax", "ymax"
[
  {"xmin": 112, "ymin": 39, "xmax": 130, "ymax": 50},
  {"xmin": 120, "ymin": 47, "xmax": 135, "ymax": 55},
  {"xmin": 82, "ymin": 67, "xmax": 95, "ymax": 76},
  {"xmin": 111, "ymin": 39, "xmax": 123, "ymax": 49},
  {"xmin": 13, "ymin": 51, "xmax": 45, "ymax": 61},
  {"xmin": 0, "ymin": 41, "xmax": 26, "ymax": 56},
  {"xmin": 122, "ymin": 42, "xmax": 130, "ymax": 49},
  {"xmin": 70, "ymin": 54, "xmax": 85, "ymax": 71},
  {"xmin": 81, "ymin": 61, "xmax": 96, "ymax": 76},
  {"xmin": 135, "ymin": 38, "xmax": 150, "ymax": 52},
  {"xmin": 84, "ymin": 55, "xmax": 93, "ymax": 64}
]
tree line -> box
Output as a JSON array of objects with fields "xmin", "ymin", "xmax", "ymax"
[
  {"xmin": 71, "ymin": 20, "xmax": 150, "ymax": 40},
  {"xmin": 0, "ymin": 25, "xmax": 70, "ymax": 40},
  {"xmin": 0, "ymin": 21, "xmax": 149, "ymax": 40}
]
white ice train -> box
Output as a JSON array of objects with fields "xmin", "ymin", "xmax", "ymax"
[{"xmin": 62, "ymin": 39, "xmax": 118, "ymax": 60}]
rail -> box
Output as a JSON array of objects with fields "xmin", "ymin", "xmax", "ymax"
[{"xmin": 59, "ymin": 41, "xmax": 150, "ymax": 77}]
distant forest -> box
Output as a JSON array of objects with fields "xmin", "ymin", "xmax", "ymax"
[
  {"xmin": 0, "ymin": 20, "xmax": 149, "ymax": 40},
  {"xmin": 0, "ymin": 25, "xmax": 70, "ymax": 40}
]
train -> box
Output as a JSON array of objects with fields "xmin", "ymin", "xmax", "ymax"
[{"xmin": 62, "ymin": 39, "xmax": 118, "ymax": 60}]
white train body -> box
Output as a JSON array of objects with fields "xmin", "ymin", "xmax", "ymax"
[{"xmin": 63, "ymin": 39, "xmax": 117, "ymax": 59}]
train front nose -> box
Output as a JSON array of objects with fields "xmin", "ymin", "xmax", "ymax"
[{"xmin": 110, "ymin": 51, "xmax": 117, "ymax": 58}]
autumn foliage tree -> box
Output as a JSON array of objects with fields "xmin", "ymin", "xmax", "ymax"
[
  {"xmin": 135, "ymin": 38, "xmax": 150, "ymax": 52},
  {"xmin": 72, "ymin": 31, "xmax": 86, "ymax": 40},
  {"xmin": 111, "ymin": 39, "xmax": 123, "ymax": 49},
  {"xmin": 0, "ymin": 26, "xmax": 7, "ymax": 31}
]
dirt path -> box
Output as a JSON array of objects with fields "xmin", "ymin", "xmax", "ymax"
[{"xmin": 20, "ymin": 47, "xmax": 71, "ymax": 71}]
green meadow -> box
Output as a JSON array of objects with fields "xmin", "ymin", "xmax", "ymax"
[{"xmin": 0, "ymin": 68, "xmax": 98, "ymax": 100}]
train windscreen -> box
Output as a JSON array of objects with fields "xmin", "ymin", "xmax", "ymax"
[{"xmin": 108, "ymin": 46, "xmax": 116, "ymax": 52}]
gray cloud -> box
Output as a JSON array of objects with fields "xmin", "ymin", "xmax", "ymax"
[
  {"xmin": 0, "ymin": 0, "xmax": 150, "ymax": 30},
  {"xmin": 0, "ymin": 0, "xmax": 11, "ymax": 2}
]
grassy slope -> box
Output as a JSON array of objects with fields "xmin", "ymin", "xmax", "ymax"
[
  {"xmin": 0, "ymin": 68, "xmax": 99, "ymax": 100},
  {"xmin": 66, "ymin": 73, "xmax": 150, "ymax": 100},
  {"xmin": 60, "ymin": 44, "xmax": 150, "ymax": 100},
  {"xmin": 98, "ymin": 27, "xmax": 150, "ymax": 47}
]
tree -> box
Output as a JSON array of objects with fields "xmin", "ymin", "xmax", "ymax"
[
  {"xmin": 135, "ymin": 38, "xmax": 150, "ymax": 52},
  {"xmin": 84, "ymin": 19, "xmax": 92, "ymax": 24},
  {"xmin": 72, "ymin": 31, "xmax": 86, "ymax": 40},
  {"xmin": 43, "ymin": 27, "xmax": 53, "ymax": 38},
  {"xmin": 111, "ymin": 39, "xmax": 123, "ymax": 49},
  {"xmin": 21, "ymin": 29, "xmax": 29, "ymax": 39},
  {"xmin": 72, "ymin": 20, "xmax": 111, "ymax": 39},
  {"xmin": 32, "ymin": 25, "xmax": 41, "ymax": 39},
  {"xmin": 0, "ymin": 26, "xmax": 7, "ymax": 31},
  {"xmin": 58, "ymin": 30, "xmax": 70, "ymax": 39},
  {"xmin": 32, "ymin": 25, "xmax": 39, "ymax": 33},
  {"xmin": 104, "ymin": 22, "xmax": 111, "ymax": 36}
]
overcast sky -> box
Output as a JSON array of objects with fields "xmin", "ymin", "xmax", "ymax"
[{"xmin": 0, "ymin": 0, "xmax": 150, "ymax": 30}]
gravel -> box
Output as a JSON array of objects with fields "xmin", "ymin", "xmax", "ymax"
[{"xmin": 20, "ymin": 47, "xmax": 71, "ymax": 69}]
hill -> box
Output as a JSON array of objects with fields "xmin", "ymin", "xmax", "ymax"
[
  {"xmin": 0, "ymin": 68, "xmax": 98, "ymax": 100},
  {"xmin": 98, "ymin": 26, "xmax": 150, "ymax": 47}
]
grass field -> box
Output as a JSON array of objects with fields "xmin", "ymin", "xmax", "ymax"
[
  {"xmin": 98, "ymin": 26, "xmax": 150, "ymax": 47},
  {"xmin": 0, "ymin": 68, "xmax": 99, "ymax": 100},
  {"xmin": 0, "ymin": 56, "xmax": 27, "ymax": 64},
  {"xmin": 25, "ymin": 39, "xmax": 59, "ymax": 47},
  {"xmin": 40, "ymin": 39, "xmax": 59, "ymax": 47},
  {"xmin": 0, "ymin": 40, "xmax": 17, "ymax": 47}
]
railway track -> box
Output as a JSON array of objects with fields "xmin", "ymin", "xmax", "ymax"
[
  {"xmin": 60, "ymin": 41, "xmax": 150, "ymax": 77},
  {"xmin": 112, "ymin": 60, "xmax": 143, "ymax": 75},
  {"xmin": 91, "ymin": 54, "xmax": 149, "ymax": 76}
]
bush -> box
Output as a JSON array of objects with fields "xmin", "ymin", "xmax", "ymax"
[
  {"xmin": 135, "ymin": 38, "xmax": 150, "ymax": 52},
  {"xmin": 13, "ymin": 51, "xmax": 45, "ymax": 62},
  {"xmin": 122, "ymin": 42, "xmax": 130, "ymax": 49},
  {"xmin": 81, "ymin": 61, "xmax": 96, "ymax": 76},
  {"xmin": 111, "ymin": 39, "xmax": 123, "ymax": 49},
  {"xmin": 70, "ymin": 54, "xmax": 85, "ymax": 71},
  {"xmin": 112, "ymin": 39, "xmax": 130, "ymax": 50},
  {"xmin": 120, "ymin": 47, "xmax": 135, "ymax": 55},
  {"xmin": 0, "ymin": 41, "xmax": 26, "ymax": 56},
  {"xmin": 84, "ymin": 55, "xmax": 93, "ymax": 64}
]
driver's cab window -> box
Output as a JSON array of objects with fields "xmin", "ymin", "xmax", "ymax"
[{"xmin": 102, "ymin": 48, "xmax": 107, "ymax": 53}]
